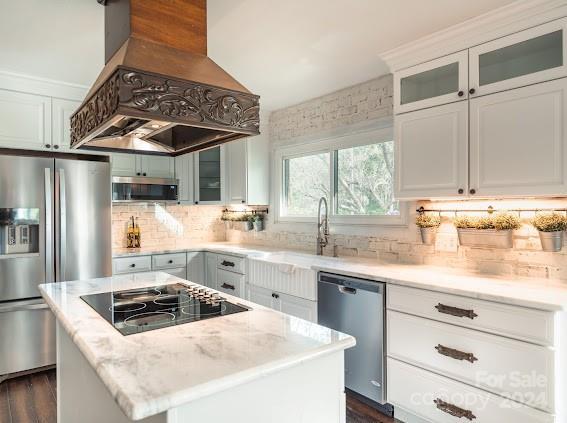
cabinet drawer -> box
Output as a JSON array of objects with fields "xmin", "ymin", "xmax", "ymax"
[
  {"xmin": 387, "ymin": 284, "xmax": 554, "ymax": 346},
  {"xmin": 216, "ymin": 268, "xmax": 244, "ymax": 298},
  {"xmin": 387, "ymin": 311, "xmax": 554, "ymax": 412},
  {"xmin": 113, "ymin": 256, "xmax": 152, "ymax": 274},
  {"xmin": 216, "ymin": 254, "xmax": 245, "ymax": 274},
  {"xmin": 388, "ymin": 358, "xmax": 553, "ymax": 423},
  {"xmin": 152, "ymin": 253, "xmax": 187, "ymax": 270}
]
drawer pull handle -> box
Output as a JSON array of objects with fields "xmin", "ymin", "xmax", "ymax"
[
  {"xmin": 221, "ymin": 260, "xmax": 235, "ymax": 267},
  {"xmin": 435, "ymin": 344, "xmax": 478, "ymax": 363},
  {"xmin": 221, "ymin": 283, "xmax": 235, "ymax": 290},
  {"xmin": 434, "ymin": 398, "xmax": 476, "ymax": 421},
  {"xmin": 129, "ymin": 264, "xmax": 136, "ymax": 268},
  {"xmin": 435, "ymin": 303, "xmax": 477, "ymax": 319}
]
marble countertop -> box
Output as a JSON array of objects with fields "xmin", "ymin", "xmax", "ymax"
[
  {"xmin": 113, "ymin": 243, "xmax": 567, "ymax": 311},
  {"xmin": 39, "ymin": 272, "xmax": 355, "ymax": 421}
]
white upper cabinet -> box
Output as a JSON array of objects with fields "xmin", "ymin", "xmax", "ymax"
[
  {"xmin": 396, "ymin": 101, "xmax": 468, "ymax": 199},
  {"xmin": 226, "ymin": 139, "xmax": 248, "ymax": 204},
  {"xmin": 226, "ymin": 136, "xmax": 270, "ymax": 206},
  {"xmin": 110, "ymin": 153, "xmax": 138, "ymax": 176},
  {"xmin": 52, "ymin": 98, "xmax": 80, "ymax": 152},
  {"xmin": 0, "ymin": 90, "xmax": 52, "ymax": 150},
  {"xmin": 469, "ymin": 18, "xmax": 567, "ymax": 98},
  {"xmin": 194, "ymin": 146, "xmax": 225, "ymax": 205},
  {"xmin": 174, "ymin": 153, "xmax": 194, "ymax": 204},
  {"xmin": 469, "ymin": 79, "xmax": 567, "ymax": 197},
  {"xmin": 138, "ymin": 155, "xmax": 174, "ymax": 178},
  {"xmin": 110, "ymin": 153, "xmax": 174, "ymax": 178},
  {"xmin": 394, "ymin": 51, "xmax": 468, "ymax": 114}
]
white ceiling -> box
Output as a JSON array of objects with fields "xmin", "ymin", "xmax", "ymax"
[
  {"xmin": 0, "ymin": 0, "xmax": 104, "ymax": 87},
  {"xmin": 208, "ymin": 0, "xmax": 518, "ymax": 110},
  {"xmin": 0, "ymin": 0, "xmax": 517, "ymax": 110}
]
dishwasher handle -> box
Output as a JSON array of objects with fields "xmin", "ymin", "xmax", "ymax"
[
  {"xmin": 338, "ymin": 286, "xmax": 357, "ymax": 295},
  {"xmin": 318, "ymin": 272, "xmax": 383, "ymax": 294}
]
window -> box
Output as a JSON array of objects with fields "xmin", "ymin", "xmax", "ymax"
[
  {"xmin": 276, "ymin": 128, "xmax": 404, "ymax": 226},
  {"xmin": 335, "ymin": 142, "xmax": 398, "ymax": 216},
  {"xmin": 283, "ymin": 152, "xmax": 330, "ymax": 216}
]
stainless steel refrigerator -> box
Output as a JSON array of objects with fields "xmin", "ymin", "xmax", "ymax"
[{"xmin": 0, "ymin": 151, "xmax": 112, "ymax": 379}]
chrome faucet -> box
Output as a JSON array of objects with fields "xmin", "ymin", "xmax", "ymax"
[{"xmin": 316, "ymin": 197, "xmax": 329, "ymax": 255}]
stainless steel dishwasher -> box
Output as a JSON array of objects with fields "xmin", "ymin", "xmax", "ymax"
[{"xmin": 317, "ymin": 272, "xmax": 386, "ymax": 405}]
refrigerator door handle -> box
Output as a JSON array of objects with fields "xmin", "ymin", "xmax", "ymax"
[
  {"xmin": 0, "ymin": 299, "xmax": 49, "ymax": 314},
  {"xmin": 44, "ymin": 168, "xmax": 53, "ymax": 283},
  {"xmin": 59, "ymin": 168, "xmax": 67, "ymax": 281}
]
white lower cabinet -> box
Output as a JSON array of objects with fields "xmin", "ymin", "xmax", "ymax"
[
  {"xmin": 469, "ymin": 78, "xmax": 567, "ymax": 197},
  {"xmin": 217, "ymin": 268, "xmax": 244, "ymax": 297},
  {"xmin": 205, "ymin": 253, "xmax": 218, "ymax": 289},
  {"xmin": 386, "ymin": 285, "xmax": 561, "ymax": 423},
  {"xmin": 248, "ymin": 284, "xmax": 317, "ymax": 323},
  {"xmin": 187, "ymin": 252, "xmax": 205, "ymax": 284},
  {"xmin": 388, "ymin": 359, "xmax": 553, "ymax": 423},
  {"xmin": 112, "ymin": 256, "xmax": 152, "ymax": 275}
]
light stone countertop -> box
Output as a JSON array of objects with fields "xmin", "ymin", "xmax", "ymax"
[
  {"xmin": 113, "ymin": 243, "xmax": 567, "ymax": 311},
  {"xmin": 39, "ymin": 272, "xmax": 355, "ymax": 421}
]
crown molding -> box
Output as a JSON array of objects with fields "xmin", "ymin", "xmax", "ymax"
[
  {"xmin": 0, "ymin": 70, "xmax": 89, "ymax": 101},
  {"xmin": 380, "ymin": 0, "xmax": 567, "ymax": 72}
]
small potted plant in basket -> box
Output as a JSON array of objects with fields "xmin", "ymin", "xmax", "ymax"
[
  {"xmin": 415, "ymin": 214, "xmax": 441, "ymax": 245},
  {"xmin": 453, "ymin": 213, "xmax": 521, "ymax": 249},
  {"xmin": 531, "ymin": 212, "xmax": 567, "ymax": 252}
]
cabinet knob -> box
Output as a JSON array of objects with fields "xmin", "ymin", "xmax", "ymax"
[
  {"xmin": 45, "ymin": 144, "xmax": 51, "ymax": 148},
  {"xmin": 53, "ymin": 145, "xmax": 59, "ymax": 150},
  {"xmin": 130, "ymin": 263, "xmax": 136, "ymax": 268},
  {"xmin": 457, "ymin": 91, "xmax": 464, "ymax": 97},
  {"xmin": 136, "ymin": 172, "xmax": 141, "ymax": 176},
  {"xmin": 241, "ymin": 200, "xmax": 245, "ymax": 203},
  {"xmin": 458, "ymin": 188, "xmax": 464, "ymax": 194},
  {"xmin": 469, "ymin": 188, "xmax": 476, "ymax": 195},
  {"xmin": 168, "ymin": 260, "xmax": 173, "ymax": 264},
  {"xmin": 469, "ymin": 88, "xmax": 476, "ymax": 95},
  {"xmin": 195, "ymin": 201, "xmax": 198, "ymax": 204},
  {"xmin": 271, "ymin": 293, "xmax": 279, "ymax": 299},
  {"xmin": 143, "ymin": 173, "xmax": 147, "ymax": 176}
]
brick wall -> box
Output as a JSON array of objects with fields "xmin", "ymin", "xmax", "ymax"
[
  {"xmin": 112, "ymin": 204, "xmax": 225, "ymax": 249},
  {"xmin": 226, "ymin": 75, "xmax": 567, "ymax": 281}
]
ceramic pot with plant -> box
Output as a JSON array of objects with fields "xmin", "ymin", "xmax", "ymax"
[
  {"xmin": 415, "ymin": 214, "xmax": 440, "ymax": 245},
  {"xmin": 253, "ymin": 214, "xmax": 264, "ymax": 232},
  {"xmin": 453, "ymin": 213, "xmax": 521, "ymax": 249},
  {"xmin": 531, "ymin": 213, "xmax": 567, "ymax": 252}
]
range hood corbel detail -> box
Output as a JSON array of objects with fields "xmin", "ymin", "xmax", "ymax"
[{"xmin": 71, "ymin": 0, "xmax": 260, "ymax": 156}]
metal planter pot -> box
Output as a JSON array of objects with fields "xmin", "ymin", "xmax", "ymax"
[
  {"xmin": 538, "ymin": 231, "xmax": 563, "ymax": 252},
  {"xmin": 253, "ymin": 221, "xmax": 264, "ymax": 232},
  {"xmin": 456, "ymin": 228, "xmax": 514, "ymax": 249},
  {"xmin": 419, "ymin": 227, "xmax": 437, "ymax": 245}
]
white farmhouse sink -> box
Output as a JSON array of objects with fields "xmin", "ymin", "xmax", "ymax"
[{"xmin": 248, "ymin": 252, "xmax": 318, "ymax": 300}]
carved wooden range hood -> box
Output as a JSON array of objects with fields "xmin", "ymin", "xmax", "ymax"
[{"xmin": 70, "ymin": 0, "xmax": 260, "ymax": 156}]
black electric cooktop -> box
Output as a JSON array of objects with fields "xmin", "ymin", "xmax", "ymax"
[{"xmin": 81, "ymin": 283, "xmax": 250, "ymax": 336}]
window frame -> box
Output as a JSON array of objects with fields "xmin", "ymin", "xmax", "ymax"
[{"xmin": 273, "ymin": 127, "xmax": 407, "ymax": 227}]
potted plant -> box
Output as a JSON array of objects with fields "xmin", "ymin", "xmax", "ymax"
[
  {"xmin": 415, "ymin": 214, "xmax": 440, "ymax": 245},
  {"xmin": 531, "ymin": 213, "xmax": 567, "ymax": 252},
  {"xmin": 453, "ymin": 213, "xmax": 521, "ymax": 249},
  {"xmin": 252, "ymin": 214, "xmax": 264, "ymax": 232}
]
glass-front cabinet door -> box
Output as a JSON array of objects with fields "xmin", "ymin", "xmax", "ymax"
[
  {"xmin": 469, "ymin": 17, "xmax": 567, "ymax": 97},
  {"xmin": 394, "ymin": 50, "xmax": 468, "ymax": 114},
  {"xmin": 194, "ymin": 146, "xmax": 225, "ymax": 204}
]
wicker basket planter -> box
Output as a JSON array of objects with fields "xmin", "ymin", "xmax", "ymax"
[{"xmin": 456, "ymin": 228, "xmax": 514, "ymax": 249}]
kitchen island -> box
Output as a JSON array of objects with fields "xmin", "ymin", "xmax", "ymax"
[{"xmin": 39, "ymin": 272, "xmax": 355, "ymax": 423}]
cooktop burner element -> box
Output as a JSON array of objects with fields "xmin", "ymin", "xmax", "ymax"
[{"xmin": 81, "ymin": 283, "xmax": 249, "ymax": 336}]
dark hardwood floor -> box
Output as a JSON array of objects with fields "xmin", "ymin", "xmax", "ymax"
[{"xmin": 1, "ymin": 369, "xmax": 394, "ymax": 423}]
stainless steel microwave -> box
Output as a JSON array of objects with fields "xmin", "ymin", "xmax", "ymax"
[{"xmin": 112, "ymin": 176, "xmax": 178, "ymax": 203}]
